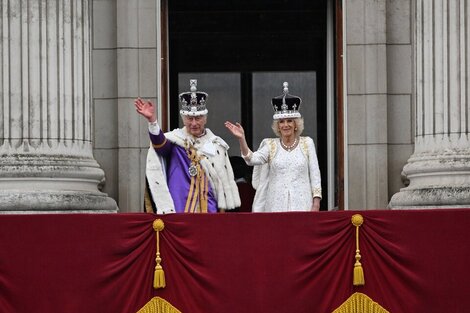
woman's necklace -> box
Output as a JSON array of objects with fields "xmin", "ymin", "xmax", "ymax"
[{"xmin": 280, "ymin": 137, "xmax": 298, "ymax": 152}]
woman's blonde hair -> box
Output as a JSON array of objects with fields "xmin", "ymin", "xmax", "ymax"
[{"xmin": 271, "ymin": 117, "xmax": 304, "ymax": 137}]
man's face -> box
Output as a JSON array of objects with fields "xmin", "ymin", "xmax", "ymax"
[{"xmin": 183, "ymin": 115, "xmax": 207, "ymax": 137}]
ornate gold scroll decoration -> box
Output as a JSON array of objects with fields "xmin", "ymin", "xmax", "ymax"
[
  {"xmin": 137, "ymin": 296, "xmax": 182, "ymax": 313},
  {"xmin": 332, "ymin": 292, "xmax": 390, "ymax": 313}
]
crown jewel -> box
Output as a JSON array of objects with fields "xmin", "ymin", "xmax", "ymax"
[{"xmin": 179, "ymin": 79, "xmax": 208, "ymax": 116}]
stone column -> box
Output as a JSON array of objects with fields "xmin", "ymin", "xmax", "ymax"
[
  {"xmin": 0, "ymin": 0, "xmax": 117, "ymax": 212},
  {"xmin": 390, "ymin": 0, "xmax": 470, "ymax": 208}
]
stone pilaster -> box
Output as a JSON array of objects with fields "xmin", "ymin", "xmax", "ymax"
[
  {"xmin": 0, "ymin": 0, "xmax": 117, "ymax": 212},
  {"xmin": 390, "ymin": 0, "xmax": 470, "ymax": 208}
]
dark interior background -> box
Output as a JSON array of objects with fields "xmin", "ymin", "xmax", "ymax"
[{"xmin": 168, "ymin": 0, "xmax": 329, "ymax": 210}]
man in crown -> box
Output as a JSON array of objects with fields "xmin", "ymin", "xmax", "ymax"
[{"xmin": 134, "ymin": 79, "xmax": 241, "ymax": 214}]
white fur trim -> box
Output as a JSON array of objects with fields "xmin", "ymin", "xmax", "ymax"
[
  {"xmin": 273, "ymin": 112, "xmax": 301, "ymax": 120},
  {"xmin": 146, "ymin": 147, "xmax": 176, "ymax": 214},
  {"xmin": 179, "ymin": 109, "xmax": 208, "ymax": 116}
]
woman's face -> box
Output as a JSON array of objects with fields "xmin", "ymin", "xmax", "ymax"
[{"xmin": 278, "ymin": 119, "xmax": 296, "ymax": 138}]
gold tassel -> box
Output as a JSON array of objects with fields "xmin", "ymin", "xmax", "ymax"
[
  {"xmin": 153, "ymin": 219, "xmax": 166, "ymax": 289},
  {"xmin": 351, "ymin": 214, "xmax": 365, "ymax": 286}
]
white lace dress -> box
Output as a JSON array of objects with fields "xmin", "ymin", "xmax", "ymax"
[{"xmin": 243, "ymin": 137, "xmax": 322, "ymax": 212}]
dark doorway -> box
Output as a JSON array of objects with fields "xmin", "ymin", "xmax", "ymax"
[{"xmin": 168, "ymin": 0, "xmax": 330, "ymax": 210}]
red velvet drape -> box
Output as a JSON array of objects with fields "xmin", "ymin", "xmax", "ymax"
[
  {"xmin": 0, "ymin": 210, "xmax": 469, "ymax": 313},
  {"xmin": 0, "ymin": 214, "xmax": 155, "ymax": 313}
]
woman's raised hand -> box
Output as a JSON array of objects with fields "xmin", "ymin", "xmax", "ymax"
[
  {"xmin": 225, "ymin": 121, "xmax": 250, "ymax": 156},
  {"xmin": 134, "ymin": 98, "xmax": 157, "ymax": 123},
  {"xmin": 224, "ymin": 121, "xmax": 245, "ymax": 140}
]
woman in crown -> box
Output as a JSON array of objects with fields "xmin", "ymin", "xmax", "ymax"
[
  {"xmin": 135, "ymin": 79, "xmax": 240, "ymax": 214},
  {"xmin": 225, "ymin": 82, "xmax": 321, "ymax": 212}
]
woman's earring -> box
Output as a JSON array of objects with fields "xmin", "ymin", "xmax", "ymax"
[{"xmin": 295, "ymin": 127, "xmax": 298, "ymax": 131}]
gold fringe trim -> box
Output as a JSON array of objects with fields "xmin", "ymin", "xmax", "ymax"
[
  {"xmin": 351, "ymin": 214, "xmax": 365, "ymax": 286},
  {"xmin": 144, "ymin": 184, "xmax": 154, "ymax": 213},
  {"xmin": 153, "ymin": 219, "xmax": 166, "ymax": 289},
  {"xmin": 332, "ymin": 292, "xmax": 389, "ymax": 313},
  {"xmin": 268, "ymin": 139, "xmax": 276, "ymax": 162},
  {"xmin": 136, "ymin": 296, "xmax": 182, "ymax": 313}
]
